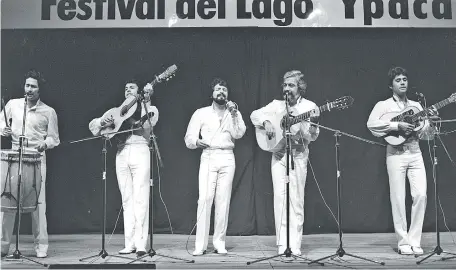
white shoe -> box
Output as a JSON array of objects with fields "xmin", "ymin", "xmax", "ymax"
[
  {"xmin": 192, "ymin": 250, "xmax": 206, "ymax": 256},
  {"xmin": 214, "ymin": 247, "xmax": 227, "ymax": 255},
  {"xmin": 398, "ymin": 245, "xmax": 413, "ymax": 255},
  {"xmin": 36, "ymin": 251, "xmax": 47, "ymax": 258},
  {"xmin": 118, "ymin": 247, "xmax": 136, "ymax": 254},
  {"xmin": 412, "ymin": 246, "xmax": 424, "ymax": 255},
  {"xmin": 291, "ymin": 249, "xmax": 302, "ymax": 256}
]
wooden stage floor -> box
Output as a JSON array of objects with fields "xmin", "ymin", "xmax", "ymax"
[{"xmin": 2, "ymin": 232, "xmax": 456, "ymax": 269}]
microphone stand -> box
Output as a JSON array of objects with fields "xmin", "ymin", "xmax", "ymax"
[
  {"xmin": 73, "ymin": 128, "xmax": 144, "ymax": 264},
  {"xmin": 307, "ymin": 121, "xmax": 385, "ymax": 266},
  {"xmin": 128, "ymin": 97, "xmax": 194, "ymax": 264},
  {"xmin": 415, "ymin": 118, "xmax": 456, "ymax": 264},
  {"xmin": 247, "ymin": 93, "xmax": 323, "ymax": 266},
  {"xmin": 5, "ymin": 95, "xmax": 47, "ymax": 267}
]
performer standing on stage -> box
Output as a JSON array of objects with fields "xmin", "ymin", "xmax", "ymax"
[
  {"xmin": 184, "ymin": 78, "xmax": 246, "ymax": 256},
  {"xmin": 367, "ymin": 66, "xmax": 437, "ymax": 255},
  {"xmin": 250, "ymin": 70, "xmax": 319, "ymax": 256},
  {"xmin": 89, "ymin": 79, "xmax": 158, "ymax": 257},
  {"xmin": 0, "ymin": 69, "xmax": 60, "ymax": 258}
]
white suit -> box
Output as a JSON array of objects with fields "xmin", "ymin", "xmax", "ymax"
[
  {"xmin": 367, "ymin": 95, "xmax": 434, "ymax": 248},
  {"xmin": 184, "ymin": 104, "xmax": 246, "ymax": 252},
  {"xmin": 89, "ymin": 102, "xmax": 158, "ymax": 252},
  {"xmin": 250, "ymin": 97, "xmax": 319, "ymax": 253}
]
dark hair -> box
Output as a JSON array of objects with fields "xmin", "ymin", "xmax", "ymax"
[
  {"xmin": 24, "ymin": 69, "xmax": 46, "ymax": 89},
  {"xmin": 283, "ymin": 70, "xmax": 307, "ymax": 97},
  {"xmin": 210, "ymin": 78, "xmax": 228, "ymax": 91},
  {"xmin": 388, "ymin": 67, "xmax": 408, "ymax": 86},
  {"xmin": 125, "ymin": 78, "xmax": 141, "ymax": 88}
]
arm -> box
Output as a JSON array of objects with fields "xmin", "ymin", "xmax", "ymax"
[
  {"xmin": 89, "ymin": 117, "xmax": 104, "ymax": 136},
  {"xmin": 415, "ymin": 103, "xmax": 436, "ymax": 140},
  {"xmin": 367, "ymin": 101, "xmax": 399, "ymax": 137},
  {"xmin": 184, "ymin": 110, "xmax": 201, "ymax": 149},
  {"xmin": 250, "ymin": 100, "xmax": 279, "ymax": 127},
  {"xmin": 43, "ymin": 108, "xmax": 60, "ymax": 149},
  {"xmin": 141, "ymin": 105, "xmax": 159, "ymax": 130},
  {"xmin": 227, "ymin": 111, "xmax": 246, "ymax": 139},
  {"xmin": 295, "ymin": 104, "xmax": 320, "ymax": 142},
  {"xmin": 0, "ymin": 100, "xmax": 12, "ymax": 136}
]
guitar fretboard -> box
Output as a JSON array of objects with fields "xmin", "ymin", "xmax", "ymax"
[
  {"xmin": 289, "ymin": 103, "xmax": 331, "ymax": 126},
  {"xmin": 392, "ymin": 97, "xmax": 453, "ymax": 122}
]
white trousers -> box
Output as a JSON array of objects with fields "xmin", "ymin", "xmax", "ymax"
[
  {"xmin": 386, "ymin": 152, "xmax": 427, "ymax": 247},
  {"xmin": 1, "ymin": 154, "xmax": 48, "ymax": 254},
  {"xmin": 271, "ymin": 151, "xmax": 308, "ymax": 251},
  {"xmin": 194, "ymin": 150, "xmax": 235, "ymax": 251},
  {"xmin": 116, "ymin": 144, "xmax": 150, "ymax": 251}
]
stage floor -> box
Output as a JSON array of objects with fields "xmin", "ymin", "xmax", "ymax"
[{"xmin": 2, "ymin": 232, "xmax": 456, "ymax": 269}]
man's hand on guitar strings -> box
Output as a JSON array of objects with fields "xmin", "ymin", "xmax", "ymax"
[{"xmin": 101, "ymin": 115, "xmax": 114, "ymax": 127}]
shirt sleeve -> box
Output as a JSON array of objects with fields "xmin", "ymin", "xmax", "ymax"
[
  {"xmin": 184, "ymin": 109, "xmax": 201, "ymax": 149},
  {"xmin": 227, "ymin": 110, "xmax": 247, "ymax": 139},
  {"xmin": 89, "ymin": 117, "xmax": 104, "ymax": 136},
  {"xmin": 141, "ymin": 105, "xmax": 159, "ymax": 130},
  {"xmin": 250, "ymin": 100, "xmax": 278, "ymax": 127},
  {"xmin": 291, "ymin": 103, "xmax": 320, "ymax": 142},
  {"xmin": 367, "ymin": 101, "xmax": 399, "ymax": 137},
  {"xmin": 44, "ymin": 108, "xmax": 60, "ymax": 149}
]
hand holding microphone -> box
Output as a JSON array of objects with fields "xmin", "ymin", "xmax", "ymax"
[{"xmin": 226, "ymin": 100, "xmax": 238, "ymax": 116}]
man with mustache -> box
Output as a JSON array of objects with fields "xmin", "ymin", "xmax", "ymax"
[
  {"xmin": 367, "ymin": 66, "xmax": 438, "ymax": 255},
  {"xmin": 184, "ymin": 78, "xmax": 246, "ymax": 256},
  {"xmin": 250, "ymin": 70, "xmax": 319, "ymax": 256},
  {"xmin": 0, "ymin": 69, "xmax": 60, "ymax": 258}
]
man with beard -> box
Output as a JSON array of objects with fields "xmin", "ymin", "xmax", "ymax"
[{"xmin": 184, "ymin": 78, "xmax": 246, "ymax": 256}]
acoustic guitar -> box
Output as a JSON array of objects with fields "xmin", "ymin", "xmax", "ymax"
[
  {"xmin": 100, "ymin": 65, "xmax": 176, "ymax": 139},
  {"xmin": 380, "ymin": 93, "xmax": 456, "ymax": 145},
  {"xmin": 255, "ymin": 96, "xmax": 354, "ymax": 153}
]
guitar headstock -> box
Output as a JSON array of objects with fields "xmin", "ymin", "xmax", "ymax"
[
  {"xmin": 156, "ymin": 64, "xmax": 177, "ymax": 82},
  {"xmin": 449, "ymin": 93, "xmax": 456, "ymax": 103},
  {"xmin": 327, "ymin": 96, "xmax": 354, "ymax": 110}
]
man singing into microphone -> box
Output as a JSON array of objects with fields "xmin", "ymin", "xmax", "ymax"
[
  {"xmin": 367, "ymin": 66, "xmax": 437, "ymax": 255},
  {"xmin": 184, "ymin": 78, "xmax": 246, "ymax": 256},
  {"xmin": 250, "ymin": 70, "xmax": 319, "ymax": 256},
  {"xmin": 0, "ymin": 69, "xmax": 60, "ymax": 258}
]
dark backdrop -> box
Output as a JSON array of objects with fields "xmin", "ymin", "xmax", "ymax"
[{"xmin": 1, "ymin": 28, "xmax": 456, "ymax": 236}]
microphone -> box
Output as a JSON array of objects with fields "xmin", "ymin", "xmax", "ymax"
[
  {"xmin": 283, "ymin": 90, "xmax": 290, "ymax": 98},
  {"xmin": 226, "ymin": 100, "xmax": 237, "ymax": 113}
]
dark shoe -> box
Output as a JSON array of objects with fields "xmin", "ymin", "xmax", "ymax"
[{"xmin": 136, "ymin": 251, "xmax": 147, "ymax": 257}]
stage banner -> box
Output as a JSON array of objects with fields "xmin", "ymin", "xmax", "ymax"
[{"xmin": 1, "ymin": 0, "xmax": 455, "ymax": 29}]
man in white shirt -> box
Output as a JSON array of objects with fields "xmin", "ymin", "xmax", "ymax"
[
  {"xmin": 250, "ymin": 70, "xmax": 319, "ymax": 256},
  {"xmin": 367, "ymin": 67, "xmax": 437, "ymax": 255},
  {"xmin": 89, "ymin": 79, "xmax": 158, "ymax": 257},
  {"xmin": 184, "ymin": 78, "xmax": 246, "ymax": 256},
  {"xmin": 0, "ymin": 70, "xmax": 60, "ymax": 258}
]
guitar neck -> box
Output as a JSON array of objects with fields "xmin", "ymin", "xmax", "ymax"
[
  {"xmin": 290, "ymin": 104, "xmax": 331, "ymax": 126},
  {"xmin": 410, "ymin": 97, "xmax": 453, "ymax": 122}
]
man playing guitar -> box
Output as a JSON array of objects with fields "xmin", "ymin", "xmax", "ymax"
[
  {"xmin": 89, "ymin": 79, "xmax": 158, "ymax": 257},
  {"xmin": 367, "ymin": 67, "xmax": 438, "ymax": 256},
  {"xmin": 250, "ymin": 70, "xmax": 320, "ymax": 256}
]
